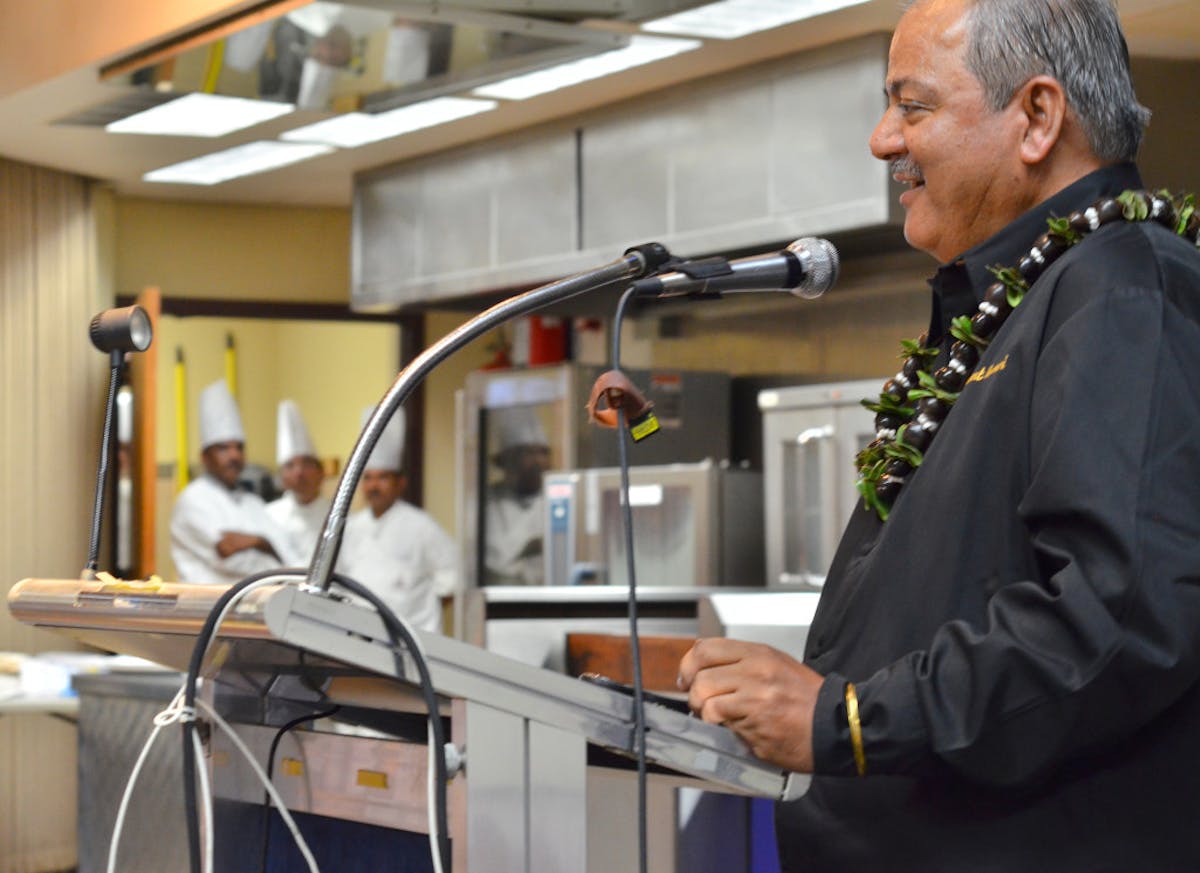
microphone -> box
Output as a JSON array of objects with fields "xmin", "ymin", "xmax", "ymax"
[
  {"xmin": 90, "ymin": 305, "xmax": 153, "ymax": 361},
  {"xmin": 631, "ymin": 237, "xmax": 839, "ymax": 300}
]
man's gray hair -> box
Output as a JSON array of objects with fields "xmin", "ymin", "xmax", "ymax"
[{"xmin": 908, "ymin": 0, "xmax": 1151, "ymax": 161}]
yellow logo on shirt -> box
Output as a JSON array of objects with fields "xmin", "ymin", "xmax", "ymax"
[{"xmin": 966, "ymin": 354, "xmax": 1009, "ymax": 385}]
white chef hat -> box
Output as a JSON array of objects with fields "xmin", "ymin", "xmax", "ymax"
[
  {"xmin": 276, "ymin": 399, "xmax": 318, "ymax": 466},
  {"xmin": 489, "ymin": 405, "xmax": 549, "ymax": 459},
  {"xmin": 199, "ymin": 379, "xmax": 245, "ymax": 450},
  {"xmin": 361, "ymin": 404, "xmax": 406, "ymax": 472}
]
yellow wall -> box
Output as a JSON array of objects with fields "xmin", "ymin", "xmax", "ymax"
[{"xmin": 113, "ymin": 197, "xmax": 351, "ymax": 303}]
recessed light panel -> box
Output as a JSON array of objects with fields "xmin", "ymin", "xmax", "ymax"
[
  {"xmin": 107, "ymin": 93, "xmax": 294, "ymax": 137},
  {"xmin": 143, "ymin": 141, "xmax": 333, "ymax": 185},
  {"xmin": 472, "ymin": 35, "xmax": 701, "ymax": 101},
  {"xmin": 643, "ymin": 0, "xmax": 870, "ymax": 39},
  {"xmin": 281, "ymin": 97, "xmax": 498, "ymax": 148}
]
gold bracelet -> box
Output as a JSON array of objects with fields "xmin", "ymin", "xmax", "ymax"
[{"xmin": 845, "ymin": 682, "xmax": 867, "ymax": 777}]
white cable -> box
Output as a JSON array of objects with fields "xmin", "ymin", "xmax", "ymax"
[
  {"xmin": 106, "ymin": 696, "xmax": 171, "ymax": 873},
  {"xmin": 192, "ymin": 728, "xmax": 214, "ymax": 873},
  {"xmin": 108, "ymin": 686, "xmax": 203, "ymax": 873},
  {"xmin": 427, "ymin": 723, "xmax": 443, "ymax": 873},
  {"xmin": 196, "ymin": 697, "xmax": 321, "ymax": 873}
]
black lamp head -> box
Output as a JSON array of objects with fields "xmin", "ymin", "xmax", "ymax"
[{"xmin": 89, "ymin": 305, "xmax": 153, "ymax": 355}]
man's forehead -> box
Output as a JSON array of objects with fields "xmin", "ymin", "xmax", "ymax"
[
  {"xmin": 885, "ymin": 76, "xmax": 938, "ymax": 100},
  {"xmin": 207, "ymin": 440, "xmax": 243, "ymax": 452}
]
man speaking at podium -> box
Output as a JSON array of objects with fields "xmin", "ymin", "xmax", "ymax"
[{"xmin": 679, "ymin": 1, "xmax": 1200, "ymax": 870}]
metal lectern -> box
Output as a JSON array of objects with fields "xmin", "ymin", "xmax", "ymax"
[{"xmin": 9, "ymin": 577, "xmax": 808, "ymax": 872}]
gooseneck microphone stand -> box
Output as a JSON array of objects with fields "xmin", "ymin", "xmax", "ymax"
[
  {"xmin": 84, "ymin": 350, "xmax": 125, "ymax": 577},
  {"xmin": 84, "ymin": 304, "xmax": 153, "ymax": 578},
  {"xmin": 307, "ymin": 243, "xmax": 672, "ymax": 591}
]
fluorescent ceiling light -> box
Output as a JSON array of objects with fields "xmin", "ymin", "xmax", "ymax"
[
  {"xmin": 143, "ymin": 141, "xmax": 333, "ymax": 185},
  {"xmin": 107, "ymin": 93, "xmax": 294, "ymax": 137},
  {"xmin": 642, "ymin": 0, "xmax": 870, "ymax": 39},
  {"xmin": 281, "ymin": 96, "xmax": 498, "ymax": 148},
  {"xmin": 472, "ymin": 35, "xmax": 701, "ymax": 101}
]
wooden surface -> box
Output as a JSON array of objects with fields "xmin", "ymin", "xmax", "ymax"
[{"xmin": 566, "ymin": 633, "xmax": 695, "ymax": 692}]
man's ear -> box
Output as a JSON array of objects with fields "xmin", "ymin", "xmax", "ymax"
[{"xmin": 1017, "ymin": 75, "xmax": 1068, "ymax": 165}]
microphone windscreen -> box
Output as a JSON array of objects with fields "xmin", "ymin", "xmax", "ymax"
[{"xmin": 788, "ymin": 237, "xmax": 839, "ymax": 299}]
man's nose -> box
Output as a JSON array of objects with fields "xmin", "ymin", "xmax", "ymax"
[{"xmin": 869, "ymin": 107, "xmax": 902, "ymax": 162}]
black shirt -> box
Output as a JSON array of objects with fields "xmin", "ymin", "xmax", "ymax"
[{"xmin": 777, "ymin": 164, "xmax": 1200, "ymax": 872}]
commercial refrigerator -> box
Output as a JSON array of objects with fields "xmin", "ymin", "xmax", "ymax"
[{"xmin": 757, "ymin": 379, "xmax": 882, "ymax": 589}]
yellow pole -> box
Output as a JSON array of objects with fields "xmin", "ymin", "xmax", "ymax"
[
  {"xmin": 174, "ymin": 347, "xmax": 190, "ymax": 492},
  {"xmin": 201, "ymin": 40, "xmax": 225, "ymax": 94},
  {"xmin": 224, "ymin": 332, "xmax": 238, "ymax": 400}
]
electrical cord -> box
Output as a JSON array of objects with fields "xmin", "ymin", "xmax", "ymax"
[
  {"xmin": 180, "ymin": 569, "xmax": 451, "ymax": 873},
  {"xmin": 258, "ymin": 705, "xmax": 341, "ymax": 873},
  {"xmin": 610, "ymin": 285, "xmax": 650, "ymax": 873}
]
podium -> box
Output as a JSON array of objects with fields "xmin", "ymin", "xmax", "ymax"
[{"xmin": 9, "ymin": 576, "xmax": 808, "ymax": 871}]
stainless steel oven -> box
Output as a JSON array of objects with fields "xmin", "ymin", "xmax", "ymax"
[{"xmin": 542, "ymin": 459, "xmax": 764, "ymax": 588}]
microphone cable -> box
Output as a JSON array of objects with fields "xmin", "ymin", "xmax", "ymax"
[
  {"xmin": 257, "ymin": 704, "xmax": 342, "ymax": 873},
  {"xmin": 610, "ymin": 285, "xmax": 651, "ymax": 873}
]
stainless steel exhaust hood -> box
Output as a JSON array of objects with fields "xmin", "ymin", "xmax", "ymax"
[{"xmin": 352, "ymin": 33, "xmax": 901, "ymax": 309}]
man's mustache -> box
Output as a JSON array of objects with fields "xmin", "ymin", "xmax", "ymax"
[{"xmin": 890, "ymin": 157, "xmax": 924, "ymax": 183}]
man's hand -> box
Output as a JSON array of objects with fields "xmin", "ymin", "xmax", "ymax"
[
  {"xmin": 216, "ymin": 531, "xmax": 279, "ymax": 560},
  {"xmin": 677, "ymin": 638, "xmax": 824, "ymax": 773}
]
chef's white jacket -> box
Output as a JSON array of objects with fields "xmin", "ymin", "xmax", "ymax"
[
  {"xmin": 169, "ymin": 474, "xmax": 301, "ymax": 584},
  {"xmin": 338, "ymin": 500, "xmax": 459, "ymax": 633},
  {"xmin": 265, "ymin": 491, "xmax": 331, "ymax": 561}
]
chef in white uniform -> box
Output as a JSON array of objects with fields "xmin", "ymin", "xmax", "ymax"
[
  {"xmin": 338, "ymin": 406, "xmax": 459, "ymax": 633},
  {"xmin": 170, "ymin": 380, "xmax": 300, "ymax": 584},
  {"xmin": 483, "ymin": 405, "xmax": 552, "ymax": 586},
  {"xmin": 266, "ymin": 399, "xmax": 330, "ymax": 560}
]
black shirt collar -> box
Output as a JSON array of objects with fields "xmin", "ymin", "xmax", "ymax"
[{"xmin": 927, "ymin": 162, "xmax": 1144, "ymax": 342}]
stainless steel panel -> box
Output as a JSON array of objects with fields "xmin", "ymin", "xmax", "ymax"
[
  {"xmin": 208, "ymin": 723, "xmax": 432, "ymax": 834},
  {"xmin": 353, "ymin": 171, "xmax": 422, "ymax": 310},
  {"xmin": 529, "ymin": 721, "xmax": 588, "ymax": 873},
  {"xmin": 672, "ymin": 85, "xmax": 771, "ymax": 235},
  {"xmin": 770, "ymin": 42, "xmax": 895, "ymax": 220},
  {"xmin": 495, "ymin": 134, "xmax": 578, "ymax": 265},
  {"xmin": 464, "ymin": 701, "xmax": 528, "ymax": 868},
  {"xmin": 75, "ymin": 673, "xmax": 189, "ymax": 873},
  {"xmin": 697, "ymin": 591, "xmax": 823, "ymax": 661},
  {"xmin": 579, "ymin": 113, "xmax": 672, "ymax": 250},
  {"xmin": 421, "ymin": 151, "xmax": 495, "ymax": 277}
]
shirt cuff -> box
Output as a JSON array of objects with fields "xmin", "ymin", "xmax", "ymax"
[
  {"xmin": 811, "ymin": 671, "xmax": 860, "ymax": 777},
  {"xmin": 811, "ymin": 657, "xmax": 930, "ymax": 777}
]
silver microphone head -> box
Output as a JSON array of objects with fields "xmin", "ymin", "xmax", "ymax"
[{"xmin": 787, "ymin": 237, "xmax": 839, "ymax": 299}]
